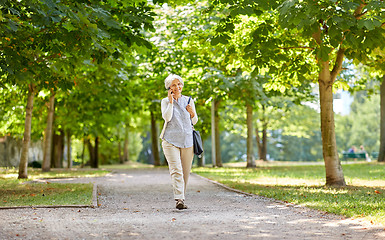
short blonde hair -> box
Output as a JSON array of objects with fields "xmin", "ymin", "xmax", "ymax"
[{"xmin": 164, "ymin": 74, "xmax": 183, "ymax": 89}]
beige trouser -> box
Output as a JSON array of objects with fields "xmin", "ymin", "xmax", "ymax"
[{"xmin": 162, "ymin": 140, "xmax": 194, "ymax": 200}]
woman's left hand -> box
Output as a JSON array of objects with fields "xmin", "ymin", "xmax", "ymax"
[{"xmin": 186, "ymin": 105, "xmax": 195, "ymax": 118}]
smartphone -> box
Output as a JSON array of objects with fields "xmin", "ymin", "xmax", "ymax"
[{"xmin": 168, "ymin": 87, "xmax": 173, "ymax": 94}]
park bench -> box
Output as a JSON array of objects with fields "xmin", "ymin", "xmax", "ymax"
[{"xmin": 342, "ymin": 152, "xmax": 366, "ymax": 161}]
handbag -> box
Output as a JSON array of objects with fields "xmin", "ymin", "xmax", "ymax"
[
  {"xmin": 188, "ymin": 97, "xmax": 204, "ymax": 156},
  {"xmin": 193, "ymin": 129, "xmax": 203, "ymax": 156}
]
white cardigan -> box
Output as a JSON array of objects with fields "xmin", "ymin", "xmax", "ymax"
[{"xmin": 159, "ymin": 96, "xmax": 198, "ymax": 139}]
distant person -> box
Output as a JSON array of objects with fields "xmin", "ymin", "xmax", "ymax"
[
  {"xmin": 160, "ymin": 74, "xmax": 198, "ymax": 210},
  {"xmin": 348, "ymin": 146, "xmax": 356, "ymax": 153},
  {"xmin": 359, "ymin": 145, "xmax": 371, "ymax": 162},
  {"xmin": 347, "ymin": 146, "xmax": 357, "ymax": 162}
]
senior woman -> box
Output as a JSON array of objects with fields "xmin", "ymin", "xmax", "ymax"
[{"xmin": 160, "ymin": 73, "xmax": 198, "ymax": 210}]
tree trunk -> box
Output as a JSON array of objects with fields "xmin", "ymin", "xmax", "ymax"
[
  {"xmin": 66, "ymin": 130, "xmax": 72, "ymax": 168},
  {"xmin": 81, "ymin": 137, "xmax": 86, "ymax": 167},
  {"xmin": 87, "ymin": 137, "xmax": 98, "ymax": 168},
  {"xmin": 256, "ymin": 105, "xmax": 267, "ymax": 161},
  {"xmin": 123, "ymin": 123, "xmax": 130, "ymax": 162},
  {"xmin": 52, "ymin": 129, "xmax": 64, "ymax": 168},
  {"xmin": 214, "ymin": 99, "xmax": 223, "ymax": 167},
  {"xmin": 378, "ymin": 75, "xmax": 385, "ymax": 162},
  {"xmin": 319, "ymin": 60, "xmax": 346, "ymax": 186},
  {"xmin": 256, "ymin": 125, "xmax": 262, "ymax": 160},
  {"xmin": 151, "ymin": 110, "xmax": 161, "ymax": 166},
  {"xmin": 86, "ymin": 139, "xmax": 97, "ymax": 168},
  {"xmin": 94, "ymin": 136, "xmax": 99, "ymax": 168},
  {"xmin": 18, "ymin": 84, "xmax": 35, "ymax": 179},
  {"xmin": 246, "ymin": 104, "xmax": 256, "ymax": 168},
  {"xmin": 117, "ymin": 128, "xmax": 123, "ymax": 164},
  {"xmin": 42, "ymin": 92, "xmax": 55, "ymax": 172},
  {"xmin": 118, "ymin": 141, "xmax": 123, "ymax": 163},
  {"xmin": 211, "ymin": 99, "xmax": 216, "ymax": 166},
  {"xmin": 261, "ymin": 120, "xmax": 268, "ymax": 161},
  {"xmin": 312, "ymin": 27, "xmax": 346, "ymax": 186}
]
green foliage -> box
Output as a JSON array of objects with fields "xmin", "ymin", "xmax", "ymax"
[
  {"xmin": 278, "ymin": 0, "xmax": 385, "ymax": 62},
  {"xmin": 335, "ymin": 92, "xmax": 380, "ymax": 154}
]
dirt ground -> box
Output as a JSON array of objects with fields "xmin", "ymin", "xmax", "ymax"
[{"xmin": 0, "ymin": 168, "xmax": 384, "ymax": 240}]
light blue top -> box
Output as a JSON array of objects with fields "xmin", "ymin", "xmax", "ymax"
[{"xmin": 160, "ymin": 95, "xmax": 198, "ymax": 148}]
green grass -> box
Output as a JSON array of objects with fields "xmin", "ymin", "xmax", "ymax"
[
  {"xmin": 192, "ymin": 162, "xmax": 385, "ymax": 226},
  {"xmin": 0, "ymin": 168, "xmax": 109, "ymax": 207}
]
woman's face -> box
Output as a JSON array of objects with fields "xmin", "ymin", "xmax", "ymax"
[{"xmin": 170, "ymin": 79, "xmax": 183, "ymax": 95}]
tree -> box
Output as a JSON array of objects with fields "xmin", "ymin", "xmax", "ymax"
[
  {"xmin": 1, "ymin": 0, "xmax": 158, "ymax": 176},
  {"xmin": 210, "ymin": 0, "xmax": 385, "ymax": 185},
  {"xmin": 42, "ymin": 91, "xmax": 55, "ymax": 172}
]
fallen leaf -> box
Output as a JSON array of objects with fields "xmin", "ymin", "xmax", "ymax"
[
  {"xmin": 375, "ymin": 190, "xmax": 381, "ymax": 194},
  {"xmin": 171, "ymin": 218, "xmax": 176, "ymax": 222},
  {"xmin": 197, "ymin": 190, "xmax": 201, "ymax": 193},
  {"xmin": 30, "ymin": 194, "xmax": 36, "ymax": 197}
]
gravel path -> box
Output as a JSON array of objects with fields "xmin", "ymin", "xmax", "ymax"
[{"xmin": 0, "ymin": 168, "xmax": 384, "ymax": 240}]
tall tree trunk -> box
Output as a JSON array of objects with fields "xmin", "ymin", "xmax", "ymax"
[
  {"xmin": 18, "ymin": 84, "xmax": 35, "ymax": 179},
  {"xmin": 118, "ymin": 141, "xmax": 123, "ymax": 163},
  {"xmin": 42, "ymin": 92, "xmax": 55, "ymax": 172},
  {"xmin": 214, "ymin": 99, "xmax": 222, "ymax": 167},
  {"xmin": 87, "ymin": 137, "xmax": 99, "ymax": 168},
  {"xmin": 246, "ymin": 103, "xmax": 256, "ymax": 168},
  {"xmin": 123, "ymin": 123, "xmax": 130, "ymax": 162},
  {"xmin": 87, "ymin": 138, "xmax": 95, "ymax": 167},
  {"xmin": 256, "ymin": 105, "xmax": 267, "ymax": 161},
  {"xmin": 378, "ymin": 75, "xmax": 385, "ymax": 162},
  {"xmin": 66, "ymin": 130, "xmax": 72, "ymax": 168},
  {"xmin": 81, "ymin": 137, "xmax": 86, "ymax": 167},
  {"xmin": 256, "ymin": 125, "xmax": 262, "ymax": 160},
  {"xmin": 211, "ymin": 99, "xmax": 216, "ymax": 166},
  {"xmin": 319, "ymin": 60, "xmax": 346, "ymax": 186},
  {"xmin": 313, "ymin": 27, "xmax": 346, "ymax": 186},
  {"xmin": 117, "ymin": 128, "xmax": 123, "ymax": 164},
  {"xmin": 151, "ymin": 110, "xmax": 160, "ymax": 166},
  {"xmin": 261, "ymin": 119, "xmax": 268, "ymax": 161},
  {"xmin": 94, "ymin": 136, "xmax": 99, "ymax": 168},
  {"xmin": 52, "ymin": 129, "xmax": 64, "ymax": 168}
]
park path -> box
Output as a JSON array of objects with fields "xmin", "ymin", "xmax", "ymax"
[{"xmin": 0, "ymin": 168, "xmax": 384, "ymax": 240}]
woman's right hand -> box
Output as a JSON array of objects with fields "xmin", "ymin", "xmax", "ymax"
[{"xmin": 168, "ymin": 88, "xmax": 174, "ymax": 104}]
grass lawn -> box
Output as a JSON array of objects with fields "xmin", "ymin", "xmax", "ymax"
[
  {"xmin": 192, "ymin": 162, "xmax": 385, "ymax": 226},
  {"xmin": 0, "ymin": 168, "xmax": 109, "ymax": 207}
]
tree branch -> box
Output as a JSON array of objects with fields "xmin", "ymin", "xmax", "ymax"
[
  {"xmin": 279, "ymin": 46, "xmax": 315, "ymax": 50},
  {"xmin": 330, "ymin": 47, "xmax": 345, "ymax": 82},
  {"xmin": 354, "ymin": 2, "xmax": 367, "ymax": 20},
  {"xmin": 312, "ymin": 27, "xmax": 322, "ymax": 46}
]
